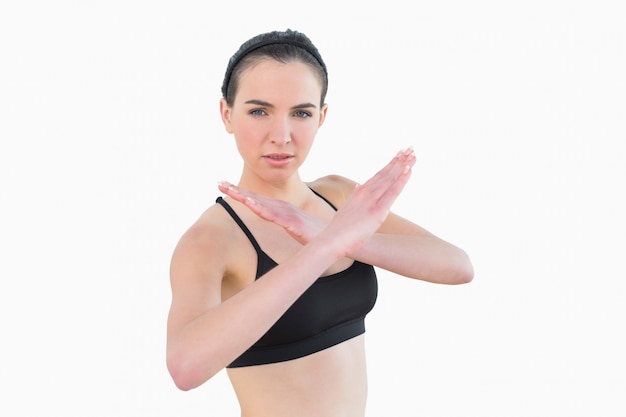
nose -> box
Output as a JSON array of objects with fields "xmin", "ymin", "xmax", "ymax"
[{"xmin": 270, "ymin": 116, "xmax": 291, "ymax": 145}]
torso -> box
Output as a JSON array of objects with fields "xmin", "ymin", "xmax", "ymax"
[
  {"xmin": 215, "ymin": 178, "xmax": 370, "ymax": 416},
  {"xmin": 220, "ymin": 179, "xmax": 358, "ymax": 300},
  {"xmin": 220, "ymin": 186, "xmax": 354, "ymax": 301},
  {"xmin": 227, "ymin": 336, "xmax": 368, "ymax": 417}
]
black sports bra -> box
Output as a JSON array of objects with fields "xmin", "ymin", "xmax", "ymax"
[{"xmin": 216, "ymin": 189, "xmax": 378, "ymax": 368}]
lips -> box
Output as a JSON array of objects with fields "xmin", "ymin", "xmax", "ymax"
[
  {"xmin": 264, "ymin": 153, "xmax": 293, "ymax": 160},
  {"xmin": 262, "ymin": 153, "xmax": 294, "ymax": 166}
]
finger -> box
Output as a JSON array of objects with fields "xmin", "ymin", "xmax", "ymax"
[
  {"xmin": 218, "ymin": 181, "xmax": 247, "ymax": 199},
  {"xmin": 376, "ymin": 159, "xmax": 413, "ymax": 209},
  {"xmin": 218, "ymin": 183, "xmax": 281, "ymax": 222},
  {"xmin": 218, "ymin": 181, "xmax": 258, "ymax": 205},
  {"xmin": 358, "ymin": 148, "xmax": 415, "ymax": 198},
  {"xmin": 362, "ymin": 150, "xmax": 415, "ymax": 213},
  {"xmin": 371, "ymin": 147, "xmax": 415, "ymax": 184},
  {"xmin": 217, "ymin": 180, "xmax": 233, "ymax": 194}
]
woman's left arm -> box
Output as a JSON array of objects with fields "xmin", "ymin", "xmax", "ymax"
[
  {"xmin": 313, "ymin": 174, "xmax": 473, "ymax": 285},
  {"xmin": 353, "ymin": 211, "xmax": 474, "ymax": 285}
]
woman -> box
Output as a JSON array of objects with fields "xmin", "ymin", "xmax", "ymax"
[{"xmin": 166, "ymin": 29, "xmax": 473, "ymax": 416}]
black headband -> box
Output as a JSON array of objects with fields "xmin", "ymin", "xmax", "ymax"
[{"xmin": 221, "ymin": 37, "xmax": 328, "ymax": 100}]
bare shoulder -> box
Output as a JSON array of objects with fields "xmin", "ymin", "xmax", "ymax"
[
  {"xmin": 172, "ymin": 204, "xmax": 232, "ymax": 269},
  {"xmin": 169, "ymin": 203, "xmax": 237, "ymax": 309},
  {"xmin": 307, "ymin": 174, "xmax": 358, "ymax": 208}
]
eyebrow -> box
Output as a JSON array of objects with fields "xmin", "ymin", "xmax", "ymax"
[{"xmin": 244, "ymin": 99, "xmax": 318, "ymax": 110}]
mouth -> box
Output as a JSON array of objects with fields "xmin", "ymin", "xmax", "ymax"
[
  {"xmin": 262, "ymin": 153, "xmax": 295, "ymax": 166},
  {"xmin": 263, "ymin": 153, "xmax": 293, "ymax": 160}
]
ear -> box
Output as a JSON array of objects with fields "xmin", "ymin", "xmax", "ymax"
[
  {"xmin": 317, "ymin": 103, "xmax": 328, "ymax": 128},
  {"xmin": 219, "ymin": 98, "xmax": 234, "ymax": 133}
]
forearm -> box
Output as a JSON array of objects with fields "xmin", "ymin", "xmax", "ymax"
[
  {"xmin": 351, "ymin": 233, "xmax": 474, "ymax": 285},
  {"xmin": 167, "ymin": 236, "xmax": 340, "ymax": 390}
]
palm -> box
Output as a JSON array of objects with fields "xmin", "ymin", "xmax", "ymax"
[
  {"xmin": 217, "ymin": 184, "xmax": 325, "ymax": 244},
  {"xmin": 322, "ymin": 149, "xmax": 415, "ymax": 255}
]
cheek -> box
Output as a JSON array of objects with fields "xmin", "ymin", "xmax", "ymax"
[
  {"xmin": 294, "ymin": 120, "xmax": 320, "ymax": 139},
  {"xmin": 303, "ymin": 127, "xmax": 320, "ymax": 148},
  {"xmin": 233, "ymin": 120, "xmax": 262, "ymax": 142}
]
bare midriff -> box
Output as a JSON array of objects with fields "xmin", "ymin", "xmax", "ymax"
[{"xmin": 227, "ymin": 335, "xmax": 368, "ymax": 417}]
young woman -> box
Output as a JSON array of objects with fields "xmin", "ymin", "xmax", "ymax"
[{"xmin": 166, "ymin": 29, "xmax": 473, "ymax": 416}]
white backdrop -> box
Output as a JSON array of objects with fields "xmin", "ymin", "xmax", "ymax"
[{"xmin": 1, "ymin": 1, "xmax": 624, "ymax": 416}]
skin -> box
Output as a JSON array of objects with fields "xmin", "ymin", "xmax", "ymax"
[{"xmin": 166, "ymin": 59, "xmax": 474, "ymax": 417}]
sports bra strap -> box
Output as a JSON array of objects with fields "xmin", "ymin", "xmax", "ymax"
[
  {"xmin": 216, "ymin": 188, "xmax": 336, "ymax": 257},
  {"xmin": 309, "ymin": 187, "xmax": 338, "ymax": 211},
  {"xmin": 215, "ymin": 197, "xmax": 264, "ymax": 255}
]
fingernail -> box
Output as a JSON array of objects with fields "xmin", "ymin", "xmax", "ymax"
[{"xmin": 403, "ymin": 146, "xmax": 414, "ymax": 155}]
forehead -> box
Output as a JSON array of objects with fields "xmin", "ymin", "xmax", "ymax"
[{"xmin": 234, "ymin": 60, "xmax": 323, "ymax": 105}]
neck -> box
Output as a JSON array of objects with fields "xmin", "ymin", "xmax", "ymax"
[{"xmin": 237, "ymin": 171, "xmax": 311, "ymax": 206}]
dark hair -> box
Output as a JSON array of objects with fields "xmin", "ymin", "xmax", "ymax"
[{"xmin": 221, "ymin": 29, "xmax": 328, "ymax": 107}]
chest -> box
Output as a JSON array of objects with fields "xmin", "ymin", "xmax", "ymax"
[{"xmin": 222, "ymin": 203, "xmax": 352, "ymax": 298}]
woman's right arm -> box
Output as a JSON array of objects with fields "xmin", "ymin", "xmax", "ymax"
[
  {"xmin": 166, "ymin": 148, "xmax": 415, "ymax": 391},
  {"xmin": 166, "ymin": 219, "xmax": 343, "ymax": 391}
]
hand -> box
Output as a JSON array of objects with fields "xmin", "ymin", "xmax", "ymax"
[
  {"xmin": 217, "ymin": 182, "xmax": 326, "ymax": 245},
  {"xmin": 317, "ymin": 147, "xmax": 416, "ymax": 257},
  {"xmin": 219, "ymin": 147, "xmax": 416, "ymax": 256}
]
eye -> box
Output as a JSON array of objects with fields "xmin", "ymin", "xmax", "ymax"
[
  {"xmin": 249, "ymin": 109, "xmax": 267, "ymax": 116},
  {"xmin": 293, "ymin": 110, "xmax": 312, "ymax": 118}
]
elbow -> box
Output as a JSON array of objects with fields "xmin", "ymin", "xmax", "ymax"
[
  {"xmin": 168, "ymin": 370, "xmax": 197, "ymax": 392},
  {"xmin": 167, "ymin": 348, "xmax": 218, "ymax": 392},
  {"xmin": 434, "ymin": 248, "xmax": 473, "ymax": 285},
  {"xmin": 167, "ymin": 355, "xmax": 199, "ymax": 392},
  {"xmin": 456, "ymin": 267, "xmax": 474, "ymax": 284},
  {"xmin": 453, "ymin": 250, "xmax": 474, "ymax": 284}
]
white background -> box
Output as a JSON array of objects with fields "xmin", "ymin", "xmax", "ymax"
[{"xmin": 1, "ymin": 1, "xmax": 624, "ymax": 416}]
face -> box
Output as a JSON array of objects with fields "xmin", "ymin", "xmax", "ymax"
[{"xmin": 220, "ymin": 59, "xmax": 328, "ymax": 185}]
